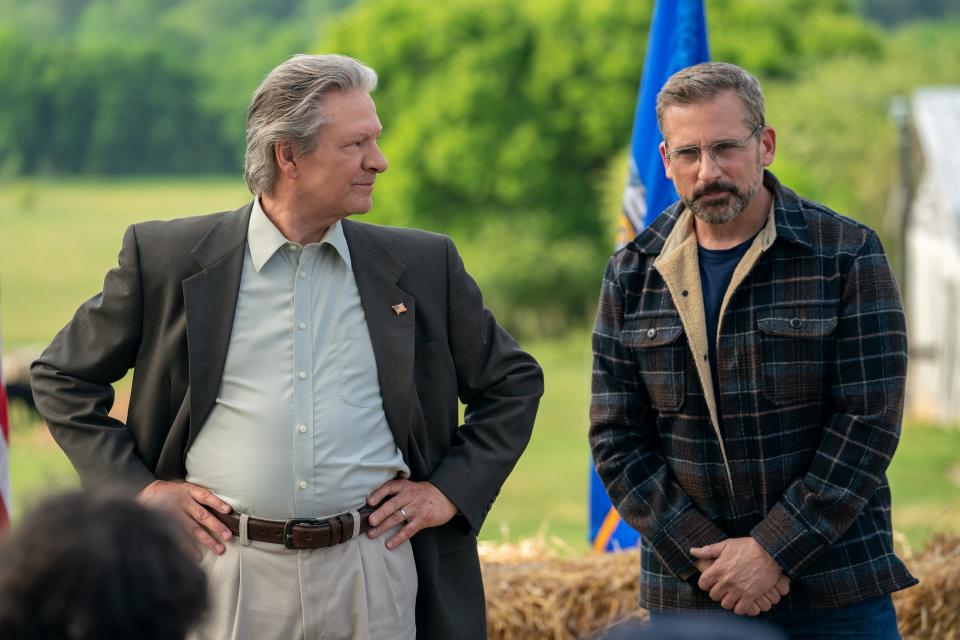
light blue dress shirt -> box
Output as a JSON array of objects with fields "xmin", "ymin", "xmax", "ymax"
[{"xmin": 185, "ymin": 199, "xmax": 409, "ymax": 519}]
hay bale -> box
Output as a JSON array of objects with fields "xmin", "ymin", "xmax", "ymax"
[
  {"xmin": 482, "ymin": 535, "xmax": 960, "ymax": 639},
  {"xmin": 893, "ymin": 534, "xmax": 960, "ymax": 640},
  {"xmin": 480, "ymin": 538, "xmax": 644, "ymax": 639}
]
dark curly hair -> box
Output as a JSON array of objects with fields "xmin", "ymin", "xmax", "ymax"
[{"xmin": 0, "ymin": 490, "xmax": 207, "ymax": 639}]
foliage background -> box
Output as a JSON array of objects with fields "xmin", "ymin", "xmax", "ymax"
[
  {"xmin": 2, "ymin": 0, "xmax": 959, "ymax": 548},
  {"xmin": 3, "ymin": 0, "xmax": 959, "ymax": 337}
]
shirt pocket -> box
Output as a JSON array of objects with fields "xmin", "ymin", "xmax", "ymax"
[
  {"xmin": 337, "ymin": 325, "xmax": 384, "ymax": 409},
  {"xmin": 622, "ymin": 314, "xmax": 687, "ymax": 413},
  {"xmin": 757, "ymin": 306, "xmax": 837, "ymax": 406}
]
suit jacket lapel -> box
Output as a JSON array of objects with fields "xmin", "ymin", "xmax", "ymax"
[
  {"xmin": 342, "ymin": 219, "xmax": 414, "ymax": 457},
  {"xmin": 182, "ymin": 203, "xmax": 252, "ymax": 447}
]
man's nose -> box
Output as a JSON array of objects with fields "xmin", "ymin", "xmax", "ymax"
[
  {"xmin": 697, "ymin": 148, "xmax": 723, "ymax": 182},
  {"xmin": 365, "ymin": 143, "xmax": 388, "ymax": 173}
]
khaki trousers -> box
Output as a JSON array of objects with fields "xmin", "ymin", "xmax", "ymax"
[{"xmin": 191, "ymin": 524, "xmax": 417, "ymax": 640}]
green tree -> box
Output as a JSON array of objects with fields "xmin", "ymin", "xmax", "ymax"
[
  {"xmin": 709, "ymin": 0, "xmax": 882, "ymax": 77},
  {"xmin": 0, "ymin": 0, "xmax": 355, "ymax": 174},
  {"xmin": 0, "ymin": 34, "xmax": 235, "ymax": 175},
  {"xmin": 764, "ymin": 19, "xmax": 960, "ymax": 255},
  {"xmin": 855, "ymin": 0, "xmax": 960, "ymax": 27},
  {"xmin": 320, "ymin": 0, "xmax": 651, "ymax": 334},
  {"xmin": 318, "ymin": 0, "xmax": 890, "ymax": 335}
]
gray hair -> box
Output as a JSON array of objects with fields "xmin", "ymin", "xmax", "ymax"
[
  {"xmin": 656, "ymin": 62, "xmax": 765, "ymax": 138},
  {"xmin": 244, "ymin": 54, "xmax": 378, "ymax": 195}
]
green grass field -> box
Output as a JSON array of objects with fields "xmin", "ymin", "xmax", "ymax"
[
  {"xmin": 4, "ymin": 178, "xmax": 959, "ymax": 553},
  {"xmin": 1, "ymin": 177, "xmax": 252, "ymax": 347}
]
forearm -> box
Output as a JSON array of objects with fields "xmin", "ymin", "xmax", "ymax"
[
  {"xmin": 427, "ymin": 356, "xmax": 543, "ymax": 535},
  {"xmin": 428, "ymin": 238, "xmax": 543, "ymax": 533},
  {"xmin": 751, "ymin": 413, "xmax": 901, "ymax": 575},
  {"xmin": 30, "ymin": 224, "xmax": 152, "ymax": 490},
  {"xmin": 32, "ymin": 359, "xmax": 155, "ymax": 491},
  {"xmin": 752, "ymin": 231, "xmax": 907, "ymax": 575},
  {"xmin": 591, "ymin": 410, "xmax": 727, "ymax": 579},
  {"xmin": 591, "ymin": 260, "xmax": 726, "ymax": 578}
]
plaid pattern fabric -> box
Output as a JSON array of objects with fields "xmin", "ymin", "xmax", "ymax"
[{"xmin": 590, "ymin": 172, "xmax": 917, "ymax": 611}]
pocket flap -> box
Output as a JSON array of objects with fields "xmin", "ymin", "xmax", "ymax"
[
  {"xmin": 622, "ymin": 315, "xmax": 685, "ymax": 348},
  {"xmin": 436, "ymin": 520, "xmax": 477, "ymax": 555},
  {"xmin": 757, "ymin": 307, "xmax": 837, "ymax": 338}
]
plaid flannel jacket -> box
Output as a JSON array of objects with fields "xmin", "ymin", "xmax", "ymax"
[{"xmin": 590, "ymin": 172, "xmax": 917, "ymax": 611}]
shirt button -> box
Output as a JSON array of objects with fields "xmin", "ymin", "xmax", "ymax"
[
  {"xmin": 298, "ymin": 481, "xmax": 308, "ymax": 490},
  {"xmin": 298, "ymin": 424, "xmax": 307, "ymax": 433},
  {"xmin": 298, "ymin": 322, "xmax": 306, "ymax": 330},
  {"xmin": 298, "ymin": 371, "xmax": 307, "ymax": 380},
  {"xmin": 790, "ymin": 318, "xmax": 803, "ymax": 329},
  {"xmin": 299, "ymin": 271, "xmax": 306, "ymax": 278},
  {"xmin": 646, "ymin": 328, "xmax": 657, "ymax": 339}
]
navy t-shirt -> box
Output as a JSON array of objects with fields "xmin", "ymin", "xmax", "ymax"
[{"xmin": 698, "ymin": 236, "xmax": 755, "ymax": 416}]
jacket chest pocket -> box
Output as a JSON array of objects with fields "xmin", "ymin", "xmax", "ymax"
[
  {"xmin": 757, "ymin": 306, "xmax": 837, "ymax": 406},
  {"xmin": 623, "ymin": 314, "xmax": 687, "ymax": 413}
]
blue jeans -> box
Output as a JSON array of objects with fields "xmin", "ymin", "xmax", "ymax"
[
  {"xmin": 649, "ymin": 595, "xmax": 900, "ymax": 640},
  {"xmin": 763, "ymin": 595, "xmax": 901, "ymax": 640}
]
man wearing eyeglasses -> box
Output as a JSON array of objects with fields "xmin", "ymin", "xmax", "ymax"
[{"xmin": 590, "ymin": 62, "xmax": 915, "ymax": 638}]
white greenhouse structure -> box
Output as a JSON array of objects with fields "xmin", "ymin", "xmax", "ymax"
[{"xmin": 903, "ymin": 88, "xmax": 960, "ymax": 426}]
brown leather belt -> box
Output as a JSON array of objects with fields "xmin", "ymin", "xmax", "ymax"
[{"xmin": 208, "ymin": 505, "xmax": 377, "ymax": 550}]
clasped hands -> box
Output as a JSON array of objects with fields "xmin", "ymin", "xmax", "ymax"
[{"xmin": 690, "ymin": 537, "xmax": 790, "ymax": 616}]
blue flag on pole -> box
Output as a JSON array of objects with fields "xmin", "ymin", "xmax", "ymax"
[{"xmin": 590, "ymin": 0, "xmax": 709, "ymax": 553}]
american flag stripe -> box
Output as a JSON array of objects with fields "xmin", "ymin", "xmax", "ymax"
[{"xmin": 0, "ymin": 321, "xmax": 10, "ymax": 530}]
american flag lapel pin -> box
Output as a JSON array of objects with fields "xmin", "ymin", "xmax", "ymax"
[{"xmin": 391, "ymin": 303, "xmax": 408, "ymax": 317}]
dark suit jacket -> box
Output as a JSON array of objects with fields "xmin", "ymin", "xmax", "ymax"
[{"xmin": 31, "ymin": 202, "xmax": 543, "ymax": 638}]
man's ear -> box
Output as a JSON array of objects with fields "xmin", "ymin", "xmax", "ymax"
[
  {"xmin": 274, "ymin": 141, "xmax": 298, "ymax": 179},
  {"xmin": 659, "ymin": 141, "xmax": 673, "ymax": 180},
  {"xmin": 760, "ymin": 125, "xmax": 776, "ymax": 168}
]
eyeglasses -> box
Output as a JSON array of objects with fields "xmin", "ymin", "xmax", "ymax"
[{"xmin": 665, "ymin": 123, "xmax": 763, "ymax": 171}]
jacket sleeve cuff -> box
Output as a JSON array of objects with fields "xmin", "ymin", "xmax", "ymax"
[
  {"xmin": 70, "ymin": 453, "xmax": 157, "ymax": 497},
  {"xmin": 750, "ymin": 500, "xmax": 829, "ymax": 577},
  {"xmin": 648, "ymin": 505, "xmax": 728, "ymax": 581},
  {"xmin": 124, "ymin": 464, "xmax": 160, "ymax": 495},
  {"xmin": 424, "ymin": 469, "xmax": 486, "ymax": 535}
]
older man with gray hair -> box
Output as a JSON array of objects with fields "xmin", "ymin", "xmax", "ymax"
[{"xmin": 32, "ymin": 54, "xmax": 543, "ymax": 640}]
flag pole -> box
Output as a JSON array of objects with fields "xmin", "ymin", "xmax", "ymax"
[{"xmin": 589, "ymin": 0, "xmax": 710, "ymax": 553}]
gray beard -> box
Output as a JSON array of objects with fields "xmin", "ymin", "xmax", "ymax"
[{"xmin": 686, "ymin": 179, "xmax": 760, "ymax": 225}]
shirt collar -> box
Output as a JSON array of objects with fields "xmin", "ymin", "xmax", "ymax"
[
  {"xmin": 247, "ymin": 198, "xmax": 353, "ymax": 272},
  {"xmin": 322, "ymin": 218, "xmax": 352, "ymax": 268},
  {"xmin": 654, "ymin": 198, "xmax": 777, "ymax": 268},
  {"xmin": 248, "ymin": 198, "xmax": 289, "ymax": 272},
  {"xmin": 633, "ymin": 170, "xmax": 803, "ymax": 257}
]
